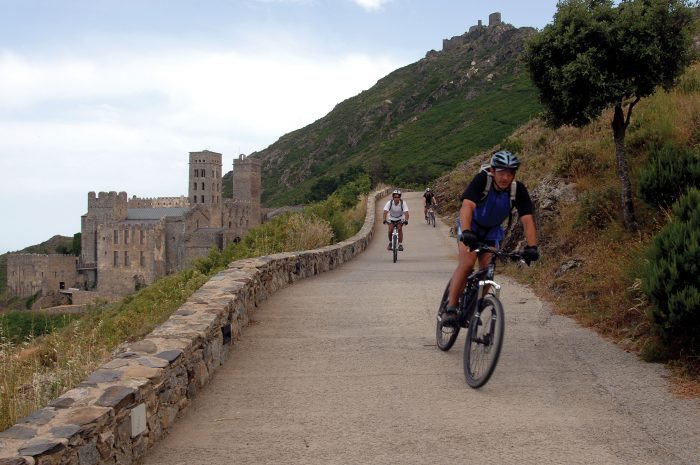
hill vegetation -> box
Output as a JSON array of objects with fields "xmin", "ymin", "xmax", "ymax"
[{"xmin": 249, "ymin": 23, "xmax": 542, "ymax": 207}]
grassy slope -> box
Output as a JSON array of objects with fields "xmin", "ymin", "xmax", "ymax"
[
  {"xmin": 434, "ymin": 62, "xmax": 700, "ymax": 392},
  {"xmin": 255, "ymin": 25, "xmax": 541, "ymax": 207}
]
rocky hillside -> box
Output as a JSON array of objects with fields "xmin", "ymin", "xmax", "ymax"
[{"xmin": 249, "ymin": 23, "xmax": 541, "ymax": 207}]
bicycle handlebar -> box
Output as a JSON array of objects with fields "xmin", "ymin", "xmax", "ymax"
[{"xmin": 472, "ymin": 244, "xmax": 524, "ymax": 263}]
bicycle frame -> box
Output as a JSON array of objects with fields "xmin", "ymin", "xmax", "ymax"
[
  {"xmin": 436, "ymin": 242, "xmax": 525, "ymax": 387},
  {"xmin": 390, "ymin": 220, "xmax": 402, "ymax": 263}
]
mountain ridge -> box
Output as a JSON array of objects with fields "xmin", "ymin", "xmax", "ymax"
[{"xmin": 248, "ymin": 22, "xmax": 542, "ymax": 206}]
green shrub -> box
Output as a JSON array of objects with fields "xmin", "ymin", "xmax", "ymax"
[
  {"xmin": 501, "ymin": 138, "xmax": 523, "ymax": 155},
  {"xmin": 641, "ymin": 188, "xmax": 700, "ymax": 354},
  {"xmin": 555, "ymin": 143, "xmax": 600, "ymax": 179},
  {"xmin": 573, "ymin": 186, "xmax": 617, "ymax": 230},
  {"xmin": 678, "ymin": 72, "xmax": 700, "ymax": 94},
  {"xmin": 0, "ymin": 312, "xmax": 77, "ymax": 344},
  {"xmin": 638, "ymin": 143, "xmax": 700, "ymax": 209}
]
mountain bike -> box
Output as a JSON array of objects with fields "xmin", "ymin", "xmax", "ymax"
[
  {"xmin": 426, "ymin": 205, "xmax": 436, "ymax": 227},
  {"xmin": 387, "ymin": 220, "xmax": 404, "ymax": 263},
  {"xmin": 435, "ymin": 244, "xmax": 524, "ymax": 388}
]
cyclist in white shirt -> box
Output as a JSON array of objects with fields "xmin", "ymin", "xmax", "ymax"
[{"xmin": 382, "ymin": 189, "xmax": 410, "ymax": 251}]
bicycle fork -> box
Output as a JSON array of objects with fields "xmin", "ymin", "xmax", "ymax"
[{"xmin": 473, "ymin": 280, "xmax": 501, "ymax": 346}]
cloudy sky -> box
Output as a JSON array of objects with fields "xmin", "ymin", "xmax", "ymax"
[{"xmin": 0, "ymin": 0, "xmax": 558, "ymax": 254}]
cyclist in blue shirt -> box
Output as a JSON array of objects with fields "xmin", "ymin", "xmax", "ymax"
[{"xmin": 442, "ymin": 151, "xmax": 539, "ymax": 325}]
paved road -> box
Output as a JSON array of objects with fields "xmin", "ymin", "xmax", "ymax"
[{"xmin": 144, "ymin": 191, "xmax": 700, "ymax": 465}]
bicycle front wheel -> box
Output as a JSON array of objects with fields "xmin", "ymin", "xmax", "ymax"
[
  {"xmin": 392, "ymin": 235, "xmax": 398, "ymax": 263},
  {"xmin": 436, "ymin": 280, "xmax": 460, "ymax": 351},
  {"xmin": 463, "ymin": 295, "xmax": 504, "ymax": 388}
]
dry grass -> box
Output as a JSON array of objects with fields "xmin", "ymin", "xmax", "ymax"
[
  {"xmin": 284, "ymin": 214, "xmax": 334, "ymax": 251},
  {"xmin": 1, "ymin": 315, "xmax": 108, "ymax": 430}
]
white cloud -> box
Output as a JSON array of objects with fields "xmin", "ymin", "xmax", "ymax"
[
  {"xmin": 0, "ymin": 44, "xmax": 398, "ymax": 146},
  {"xmin": 352, "ymin": 0, "xmax": 392, "ymax": 11},
  {"xmin": 0, "ymin": 39, "xmax": 401, "ymax": 252}
]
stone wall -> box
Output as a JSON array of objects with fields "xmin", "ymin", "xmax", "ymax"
[
  {"xmin": 0, "ymin": 188, "xmax": 391, "ymax": 465},
  {"xmin": 444, "ymin": 12, "xmax": 503, "ymax": 50},
  {"xmin": 222, "ymin": 199, "xmax": 256, "ymax": 243},
  {"xmin": 95, "ymin": 223, "xmax": 167, "ymax": 296},
  {"xmin": 127, "ymin": 197, "xmax": 190, "ymax": 209},
  {"xmin": 6, "ymin": 254, "xmax": 81, "ymax": 298}
]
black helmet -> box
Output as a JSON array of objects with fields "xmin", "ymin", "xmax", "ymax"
[{"xmin": 490, "ymin": 150, "xmax": 521, "ymax": 170}]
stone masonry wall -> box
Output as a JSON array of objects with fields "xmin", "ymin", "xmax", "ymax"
[
  {"xmin": 0, "ymin": 188, "xmax": 391, "ymax": 465},
  {"xmin": 95, "ymin": 223, "xmax": 166, "ymax": 296},
  {"xmin": 127, "ymin": 197, "xmax": 190, "ymax": 209},
  {"xmin": 6, "ymin": 254, "xmax": 81, "ymax": 298}
]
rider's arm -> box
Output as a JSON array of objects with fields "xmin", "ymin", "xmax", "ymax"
[
  {"xmin": 513, "ymin": 182, "xmax": 537, "ymax": 246},
  {"xmin": 521, "ymin": 214, "xmax": 537, "ymax": 247},
  {"xmin": 459, "ymin": 199, "xmax": 476, "ymax": 232}
]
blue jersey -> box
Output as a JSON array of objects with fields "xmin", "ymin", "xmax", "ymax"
[{"xmin": 458, "ymin": 170, "xmax": 534, "ymax": 246}]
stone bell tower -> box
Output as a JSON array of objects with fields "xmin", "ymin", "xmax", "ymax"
[
  {"xmin": 232, "ymin": 154, "xmax": 262, "ymax": 226},
  {"xmin": 188, "ymin": 150, "xmax": 222, "ymax": 227}
]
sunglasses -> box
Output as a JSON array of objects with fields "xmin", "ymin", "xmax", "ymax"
[{"xmin": 393, "ymin": 196, "xmax": 401, "ymax": 199}]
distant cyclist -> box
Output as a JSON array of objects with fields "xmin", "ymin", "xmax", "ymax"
[
  {"xmin": 423, "ymin": 187, "xmax": 437, "ymax": 221},
  {"xmin": 383, "ymin": 189, "xmax": 410, "ymax": 251},
  {"xmin": 443, "ymin": 151, "xmax": 539, "ymax": 325}
]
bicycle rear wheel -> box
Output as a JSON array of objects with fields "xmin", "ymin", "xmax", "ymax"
[
  {"xmin": 436, "ymin": 281, "xmax": 460, "ymax": 351},
  {"xmin": 430, "ymin": 211, "xmax": 436, "ymax": 227},
  {"xmin": 463, "ymin": 295, "xmax": 504, "ymax": 388}
]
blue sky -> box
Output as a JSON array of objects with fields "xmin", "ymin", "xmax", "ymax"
[{"xmin": 0, "ymin": 0, "xmax": 558, "ymax": 254}]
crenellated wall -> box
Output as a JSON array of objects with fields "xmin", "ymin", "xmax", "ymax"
[
  {"xmin": 127, "ymin": 196, "xmax": 190, "ymax": 209},
  {"xmin": 0, "ymin": 188, "xmax": 391, "ymax": 465}
]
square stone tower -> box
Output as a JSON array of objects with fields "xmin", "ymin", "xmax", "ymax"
[
  {"xmin": 232, "ymin": 154, "xmax": 261, "ymax": 204},
  {"xmin": 232, "ymin": 154, "xmax": 262, "ymax": 227},
  {"xmin": 189, "ymin": 150, "xmax": 222, "ymax": 227}
]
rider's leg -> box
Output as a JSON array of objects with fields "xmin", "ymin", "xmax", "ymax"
[
  {"xmin": 448, "ymin": 242, "xmax": 477, "ymax": 308},
  {"xmin": 397, "ymin": 222, "xmax": 403, "ymax": 243}
]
